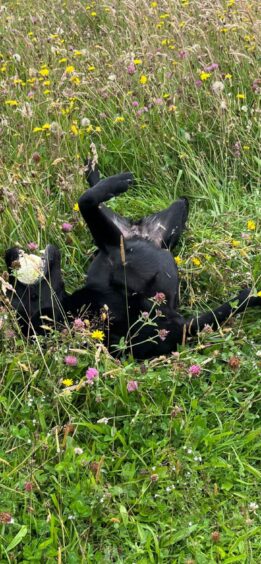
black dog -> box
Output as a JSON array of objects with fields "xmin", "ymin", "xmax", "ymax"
[{"xmin": 4, "ymin": 162, "xmax": 260, "ymax": 359}]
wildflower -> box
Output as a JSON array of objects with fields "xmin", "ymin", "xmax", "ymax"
[
  {"xmin": 127, "ymin": 380, "xmax": 139, "ymax": 392},
  {"xmin": 62, "ymin": 222, "xmax": 73, "ymax": 232},
  {"xmin": 171, "ymin": 405, "xmax": 183, "ymax": 417},
  {"xmin": 153, "ymin": 292, "xmax": 166, "ymax": 304},
  {"xmin": 27, "ymin": 242, "xmax": 38, "ymax": 251},
  {"xmin": 91, "ymin": 329, "xmax": 105, "ymax": 340},
  {"xmin": 5, "ymin": 100, "xmax": 19, "ymax": 106},
  {"xmin": 200, "ymin": 72, "xmax": 211, "ymax": 81},
  {"xmin": 74, "ymin": 447, "xmax": 83, "ymax": 455},
  {"xmin": 211, "ymin": 531, "xmax": 220, "ymax": 543},
  {"xmin": 0, "ymin": 513, "xmax": 14, "ymax": 524},
  {"xmin": 24, "ymin": 481, "xmax": 33, "ymax": 491},
  {"xmin": 151, "ymin": 1, "xmax": 158, "ymax": 6},
  {"xmin": 158, "ymin": 328, "xmax": 170, "ymax": 341},
  {"xmin": 59, "ymin": 57, "xmax": 67, "ymax": 63},
  {"xmin": 228, "ymin": 356, "xmax": 240, "ymax": 370},
  {"xmin": 88, "ymin": 65, "xmax": 95, "ymax": 71},
  {"xmin": 225, "ymin": 73, "xmax": 232, "ymax": 79},
  {"xmin": 192, "ymin": 257, "xmax": 201, "ymax": 267},
  {"xmin": 39, "ymin": 68, "xmax": 49, "ymax": 77},
  {"xmin": 73, "ymin": 203, "xmax": 79, "ymax": 212},
  {"xmin": 86, "ymin": 367, "xmax": 99, "ymax": 383},
  {"xmin": 13, "ymin": 53, "xmax": 21, "ymax": 62},
  {"xmin": 65, "ymin": 65, "xmax": 75, "ymax": 74},
  {"xmin": 132, "ymin": 100, "xmax": 139, "ymax": 107},
  {"xmin": 231, "ymin": 239, "xmax": 240, "ymax": 247},
  {"xmin": 62, "ymin": 378, "xmax": 74, "ymax": 386},
  {"xmin": 188, "ymin": 364, "xmax": 202, "ymax": 377},
  {"xmin": 174, "ymin": 255, "xmax": 183, "ymax": 265},
  {"xmin": 127, "ymin": 62, "xmax": 136, "ymax": 75},
  {"xmin": 247, "ymin": 220, "xmax": 256, "ymax": 231},
  {"xmin": 114, "ymin": 116, "xmax": 125, "ymax": 123},
  {"xmin": 42, "ymin": 123, "xmax": 51, "ymax": 130},
  {"xmin": 97, "ymin": 417, "xmax": 109, "ymax": 424},
  {"xmin": 64, "ymin": 355, "xmax": 78, "ymax": 366},
  {"xmin": 150, "ymin": 473, "xmax": 159, "ymax": 481},
  {"xmin": 243, "ymin": 145, "xmax": 250, "ymax": 151},
  {"xmin": 257, "ymin": 291, "xmax": 261, "ymax": 297},
  {"xmin": 195, "ymin": 79, "xmax": 202, "ymax": 88},
  {"xmin": 140, "ymin": 75, "xmax": 148, "ymax": 84},
  {"xmin": 81, "ymin": 117, "xmax": 91, "ymax": 127},
  {"xmin": 134, "ymin": 59, "xmax": 142, "ymax": 65},
  {"xmin": 236, "ymin": 93, "xmax": 245, "ymax": 99},
  {"xmin": 142, "ymin": 311, "xmax": 149, "ymax": 319},
  {"xmin": 70, "ymin": 123, "xmax": 79, "ymax": 135},
  {"xmin": 249, "ymin": 502, "xmax": 259, "ymax": 513},
  {"xmin": 205, "ymin": 63, "xmax": 219, "ymax": 72},
  {"xmin": 178, "ymin": 50, "xmax": 187, "ymax": 59},
  {"xmin": 155, "ymin": 97, "xmax": 163, "ymax": 105},
  {"xmin": 73, "ymin": 318, "xmax": 85, "ymax": 330},
  {"xmin": 233, "ymin": 141, "xmax": 241, "ymax": 157},
  {"xmin": 91, "ymin": 11, "xmax": 96, "ymax": 16},
  {"xmin": 212, "ymin": 81, "xmax": 224, "ymax": 94}
]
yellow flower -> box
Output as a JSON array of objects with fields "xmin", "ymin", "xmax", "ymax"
[
  {"xmin": 74, "ymin": 50, "xmax": 83, "ymax": 56},
  {"xmin": 169, "ymin": 105, "xmax": 177, "ymax": 112},
  {"xmin": 0, "ymin": 65, "xmax": 7, "ymax": 72},
  {"xmin": 236, "ymin": 93, "xmax": 245, "ymax": 99},
  {"xmin": 59, "ymin": 58, "xmax": 67, "ymax": 63},
  {"xmin": 247, "ymin": 220, "xmax": 256, "ymax": 231},
  {"xmin": 33, "ymin": 127, "xmax": 43, "ymax": 133},
  {"xmin": 42, "ymin": 123, "xmax": 51, "ymax": 130},
  {"xmin": 151, "ymin": 1, "xmax": 158, "ymax": 6},
  {"xmin": 140, "ymin": 75, "xmax": 148, "ymax": 85},
  {"xmin": 134, "ymin": 59, "xmax": 142, "ymax": 65},
  {"xmin": 257, "ymin": 291, "xmax": 261, "ymax": 297},
  {"xmin": 65, "ymin": 65, "xmax": 75, "ymax": 74},
  {"xmin": 43, "ymin": 80, "xmax": 51, "ymax": 86},
  {"xmin": 231, "ymin": 239, "xmax": 240, "ymax": 247},
  {"xmin": 73, "ymin": 203, "xmax": 79, "ymax": 212},
  {"xmin": 70, "ymin": 124, "xmax": 79, "ymax": 135},
  {"xmin": 5, "ymin": 100, "xmax": 19, "ymax": 106},
  {"xmin": 13, "ymin": 78, "xmax": 23, "ymax": 84},
  {"xmin": 71, "ymin": 75, "xmax": 81, "ymax": 84},
  {"xmin": 192, "ymin": 257, "xmax": 201, "ymax": 267},
  {"xmin": 114, "ymin": 116, "xmax": 125, "ymax": 123},
  {"xmin": 200, "ymin": 72, "xmax": 211, "ymax": 81},
  {"xmin": 243, "ymin": 146, "xmax": 250, "ymax": 151},
  {"xmin": 174, "ymin": 256, "xmax": 183, "ymax": 265},
  {"xmin": 86, "ymin": 125, "xmax": 94, "ymax": 133},
  {"xmin": 39, "ymin": 68, "xmax": 49, "ymax": 77},
  {"xmin": 62, "ymin": 378, "xmax": 74, "ymax": 387},
  {"xmin": 91, "ymin": 11, "xmax": 97, "ymax": 16},
  {"xmin": 91, "ymin": 330, "xmax": 105, "ymax": 341},
  {"xmin": 43, "ymin": 89, "xmax": 51, "ymax": 95},
  {"xmin": 88, "ymin": 65, "xmax": 95, "ymax": 71},
  {"xmin": 95, "ymin": 126, "xmax": 101, "ymax": 132},
  {"xmin": 225, "ymin": 73, "xmax": 232, "ymax": 79}
]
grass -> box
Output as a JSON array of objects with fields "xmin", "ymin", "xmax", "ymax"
[{"xmin": 0, "ymin": 0, "xmax": 260, "ymax": 561}]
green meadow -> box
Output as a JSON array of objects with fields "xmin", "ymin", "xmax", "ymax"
[{"xmin": 0, "ymin": 0, "xmax": 260, "ymax": 561}]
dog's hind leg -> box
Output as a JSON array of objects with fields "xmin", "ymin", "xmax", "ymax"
[
  {"xmin": 137, "ymin": 197, "xmax": 189, "ymax": 249},
  {"xmin": 185, "ymin": 288, "xmax": 261, "ymax": 337}
]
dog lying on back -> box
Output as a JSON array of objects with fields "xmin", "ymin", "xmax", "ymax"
[{"xmin": 4, "ymin": 160, "xmax": 261, "ymax": 359}]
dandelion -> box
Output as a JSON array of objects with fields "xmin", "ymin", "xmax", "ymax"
[
  {"xmin": 62, "ymin": 378, "xmax": 74, "ymax": 386},
  {"xmin": 212, "ymin": 81, "xmax": 224, "ymax": 94},
  {"xmin": 140, "ymin": 75, "xmax": 148, "ymax": 84},
  {"xmin": 150, "ymin": 473, "xmax": 159, "ymax": 481},
  {"xmin": 127, "ymin": 380, "xmax": 139, "ymax": 392},
  {"xmin": 249, "ymin": 502, "xmax": 259, "ymax": 512},
  {"xmin": 62, "ymin": 222, "xmax": 73, "ymax": 232},
  {"xmin": 247, "ymin": 220, "xmax": 256, "ymax": 231},
  {"xmin": 174, "ymin": 256, "xmax": 183, "ymax": 265},
  {"xmin": 65, "ymin": 65, "xmax": 75, "ymax": 74},
  {"xmin": 88, "ymin": 65, "xmax": 95, "ymax": 71},
  {"xmin": 86, "ymin": 367, "xmax": 99, "ymax": 383},
  {"xmin": 91, "ymin": 330, "xmax": 105, "ymax": 340},
  {"xmin": 73, "ymin": 203, "xmax": 79, "ymax": 212},
  {"xmin": 231, "ymin": 239, "xmax": 240, "ymax": 247},
  {"xmin": 42, "ymin": 123, "xmax": 51, "ymax": 130},
  {"xmin": 114, "ymin": 116, "xmax": 125, "ymax": 123},
  {"xmin": 188, "ymin": 364, "xmax": 202, "ymax": 377},
  {"xmin": 134, "ymin": 59, "xmax": 142, "ymax": 65},
  {"xmin": 39, "ymin": 68, "xmax": 49, "ymax": 77},
  {"xmin": 74, "ymin": 447, "xmax": 83, "ymax": 454},
  {"xmin": 236, "ymin": 93, "xmax": 245, "ymax": 99},
  {"xmin": 200, "ymin": 72, "xmax": 211, "ymax": 81},
  {"xmin": 70, "ymin": 123, "xmax": 79, "ymax": 135},
  {"xmin": 225, "ymin": 73, "xmax": 232, "ymax": 79},
  {"xmin": 64, "ymin": 355, "xmax": 78, "ymax": 366},
  {"xmin": 5, "ymin": 100, "xmax": 19, "ymax": 106},
  {"xmin": 257, "ymin": 291, "xmax": 261, "ymax": 297},
  {"xmin": 27, "ymin": 242, "xmax": 38, "ymax": 251},
  {"xmin": 81, "ymin": 117, "xmax": 91, "ymax": 127},
  {"xmin": 192, "ymin": 257, "xmax": 201, "ymax": 267}
]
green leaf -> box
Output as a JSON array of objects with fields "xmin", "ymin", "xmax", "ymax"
[{"xmin": 6, "ymin": 525, "xmax": 27, "ymax": 552}]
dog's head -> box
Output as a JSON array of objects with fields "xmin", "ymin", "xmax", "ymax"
[{"xmin": 5, "ymin": 244, "xmax": 66, "ymax": 335}]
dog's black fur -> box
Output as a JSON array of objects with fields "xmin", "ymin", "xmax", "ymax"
[{"xmin": 4, "ymin": 161, "xmax": 260, "ymax": 359}]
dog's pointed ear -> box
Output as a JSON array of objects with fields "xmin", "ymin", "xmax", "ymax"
[{"xmin": 5, "ymin": 247, "xmax": 21, "ymax": 272}]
